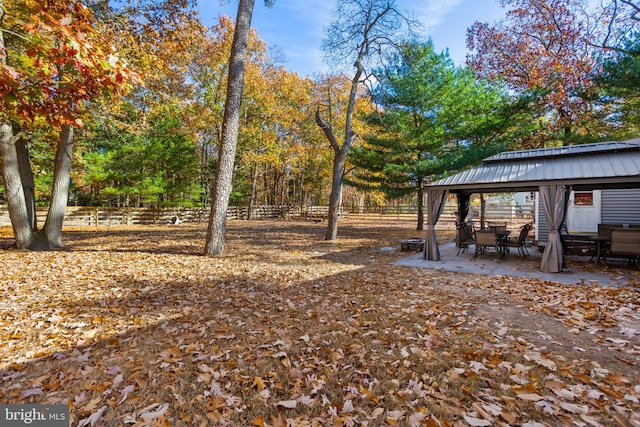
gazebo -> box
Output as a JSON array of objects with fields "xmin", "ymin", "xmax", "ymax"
[{"xmin": 422, "ymin": 138, "xmax": 640, "ymax": 273}]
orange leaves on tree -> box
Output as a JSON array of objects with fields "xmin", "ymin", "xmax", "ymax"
[
  {"xmin": 467, "ymin": 0, "xmax": 597, "ymax": 139},
  {"xmin": 1, "ymin": 0, "xmax": 137, "ymax": 127}
]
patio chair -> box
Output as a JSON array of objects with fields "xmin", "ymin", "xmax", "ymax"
[
  {"xmin": 487, "ymin": 221, "xmax": 507, "ymax": 231},
  {"xmin": 456, "ymin": 222, "xmax": 475, "ymax": 255},
  {"xmin": 504, "ymin": 223, "xmax": 532, "ymax": 258},
  {"xmin": 604, "ymin": 228, "xmax": 640, "ymax": 264},
  {"xmin": 473, "ymin": 230, "xmax": 499, "ymax": 259}
]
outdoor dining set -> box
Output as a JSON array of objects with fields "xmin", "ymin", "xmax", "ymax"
[
  {"xmin": 456, "ymin": 221, "xmax": 532, "ymax": 259},
  {"xmin": 562, "ymin": 223, "xmax": 640, "ymax": 265},
  {"xmin": 456, "ymin": 221, "xmax": 640, "ymax": 265}
]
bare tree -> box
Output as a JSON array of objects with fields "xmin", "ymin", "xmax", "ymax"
[
  {"xmin": 204, "ymin": 0, "xmax": 275, "ymax": 256},
  {"xmin": 316, "ymin": 0, "xmax": 415, "ymax": 240},
  {"xmin": 590, "ymin": 0, "xmax": 640, "ymax": 54}
]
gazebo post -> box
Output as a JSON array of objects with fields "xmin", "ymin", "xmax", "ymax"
[
  {"xmin": 423, "ymin": 189, "xmax": 448, "ymax": 260},
  {"xmin": 456, "ymin": 193, "xmax": 471, "ymax": 224},
  {"xmin": 539, "ymin": 184, "xmax": 567, "ymax": 273}
]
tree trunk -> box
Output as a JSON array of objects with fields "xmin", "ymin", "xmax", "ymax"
[
  {"xmin": 39, "ymin": 124, "xmax": 74, "ymax": 249},
  {"xmin": 0, "ymin": 121, "xmax": 34, "ymax": 249},
  {"xmin": 325, "ymin": 149, "xmax": 347, "ymax": 240},
  {"xmin": 271, "ymin": 170, "xmax": 277, "ymax": 205},
  {"xmin": 15, "ymin": 134, "xmax": 37, "ymax": 230},
  {"xmin": 299, "ymin": 174, "xmax": 305, "ymax": 213},
  {"xmin": 0, "ymin": 3, "xmax": 33, "ymax": 248},
  {"xmin": 416, "ymin": 176, "xmax": 424, "ymax": 231},
  {"xmin": 204, "ymin": 0, "xmax": 255, "ymax": 256},
  {"xmin": 480, "ymin": 193, "xmax": 486, "ymax": 229},
  {"xmin": 263, "ymin": 169, "xmax": 269, "ymax": 205},
  {"xmin": 316, "ymin": 65, "xmax": 363, "ymax": 241},
  {"xmin": 248, "ymin": 163, "xmax": 259, "ymax": 220}
]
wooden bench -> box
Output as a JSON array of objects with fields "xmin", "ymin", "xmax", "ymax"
[
  {"xmin": 560, "ymin": 224, "xmax": 597, "ymax": 258},
  {"xmin": 563, "ymin": 234, "xmax": 597, "ymax": 257}
]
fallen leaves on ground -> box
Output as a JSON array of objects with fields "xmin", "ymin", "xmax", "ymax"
[{"xmin": 0, "ymin": 220, "xmax": 639, "ymax": 426}]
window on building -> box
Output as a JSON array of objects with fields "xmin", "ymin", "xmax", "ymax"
[{"xmin": 574, "ymin": 191, "xmax": 593, "ymax": 206}]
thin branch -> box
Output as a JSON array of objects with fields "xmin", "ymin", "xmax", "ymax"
[
  {"xmin": 315, "ymin": 107, "xmax": 340, "ymax": 153},
  {"xmin": 621, "ymin": 0, "xmax": 640, "ymax": 20},
  {"xmin": 0, "ymin": 28, "xmax": 32, "ymax": 43}
]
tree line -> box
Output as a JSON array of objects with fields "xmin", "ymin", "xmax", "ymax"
[{"xmin": 1, "ymin": 0, "xmax": 639, "ymax": 251}]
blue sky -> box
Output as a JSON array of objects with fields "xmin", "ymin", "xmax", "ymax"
[{"xmin": 197, "ymin": 0, "xmax": 506, "ymax": 78}]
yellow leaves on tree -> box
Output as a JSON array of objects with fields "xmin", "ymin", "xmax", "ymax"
[{"xmin": 1, "ymin": 0, "xmax": 137, "ymax": 127}]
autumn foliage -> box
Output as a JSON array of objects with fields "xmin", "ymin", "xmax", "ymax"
[
  {"xmin": 0, "ymin": 0, "xmax": 136, "ymax": 126},
  {"xmin": 0, "ymin": 221, "xmax": 639, "ymax": 425},
  {"xmin": 466, "ymin": 0, "xmax": 596, "ymax": 140}
]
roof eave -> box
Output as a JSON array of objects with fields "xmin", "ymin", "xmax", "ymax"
[{"xmin": 429, "ymin": 176, "xmax": 640, "ymax": 194}]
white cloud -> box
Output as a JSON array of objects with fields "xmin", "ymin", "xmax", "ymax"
[
  {"xmin": 400, "ymin": 0, "xmax": 465, "ymax": 31},
  {"xmin": 280, "ymin": 0, "xmax": 466, "ymax": 74}
]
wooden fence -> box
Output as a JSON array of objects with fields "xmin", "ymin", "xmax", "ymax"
[
  {"xmin": 0, "ymin": 203, "xmax": 534, "ymax": 227},
  {"xmin": 346, "ymin": 203, "xmax": 534, "ymax": 221},
  {"xmin": 0, "ymin": 206, "xmax": 281, "ymax": 227}
]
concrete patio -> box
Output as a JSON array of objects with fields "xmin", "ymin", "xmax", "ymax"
[{"xmin": 395, "ymin": 241, "xmax": 640, "ymax": 288}]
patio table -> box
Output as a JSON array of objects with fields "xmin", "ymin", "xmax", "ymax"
[
  {"xmin": 587, "ymin": 235, "xmax": 610, "ymax": 265},
  {"xmin": 496, "ymin": 229, "xmax": 511, "ymax": 258}
]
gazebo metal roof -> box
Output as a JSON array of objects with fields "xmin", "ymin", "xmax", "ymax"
[{"xmin": 428, "ymin": 138, "xmax": 640, "ymax": 193}]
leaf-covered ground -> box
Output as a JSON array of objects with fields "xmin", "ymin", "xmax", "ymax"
[{"xmin": 0, "ymin": 219, "xmax": 639, "ymax": 427}]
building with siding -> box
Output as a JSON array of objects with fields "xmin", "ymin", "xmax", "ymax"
[{"xmin": 536, "ymin": 188, "xmax": 640, "ymax": 242}]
